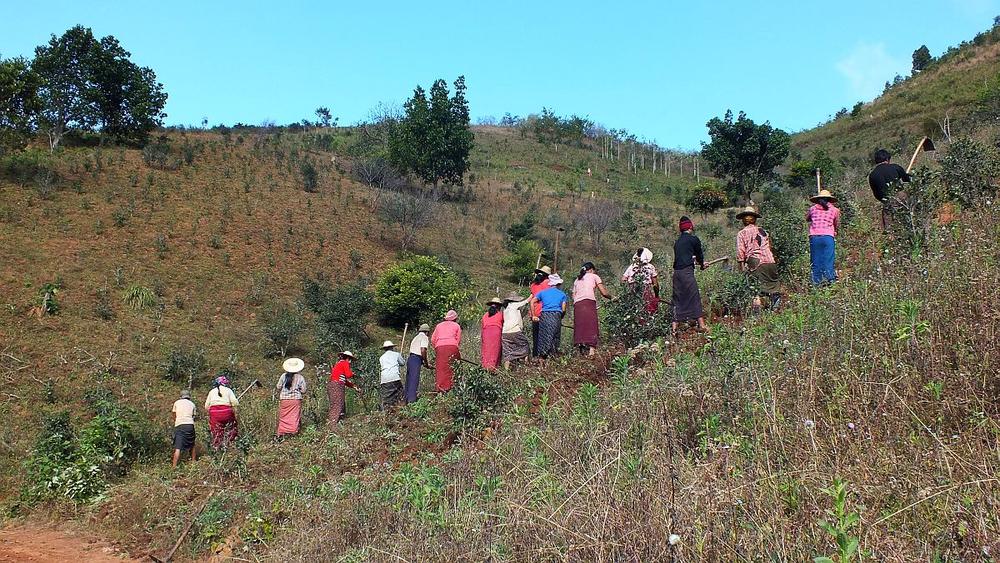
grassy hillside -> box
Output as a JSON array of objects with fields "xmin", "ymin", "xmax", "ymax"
[{"xmin": 792, "ymin": 26, "xmax": 1000, "ymax": 164}]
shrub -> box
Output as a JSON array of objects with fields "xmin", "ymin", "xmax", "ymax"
[
  {"xmin": 505, "ymin": 213, "xmax": 537, "ymax": 249},
  {"xmin": 759, "ymin": 187, "xmax": 809, "ymax": 276},
  {"xmin": 300, "ymin": 160, "xmax": 318, "ymax": 192},
  {"xmin": 939, "ymin": 138, "xmax": 1000, "ymax": 207},
  {"xmin": 500, "ymin": 239, "xmax": 545, "ymax": 285},
  {"xmin": 374, "ymin": 255, "xmax": 468, "ymax": 328},
  {"xmin": 141, "ymin": 136, "xmax": 175, "ymax": 169},
  {"xmin": 303, "ymin": 274, "xmax": 373, "ymax": 354},
  {"xmin": 687, "ymin": 182, "xmax": 728, "ymax": 214},
  {"xmin": 603, "ymin": 286, "xmax": 673, "ymax": 347},
  {"xmin": 259, "ymin": 302, "xmax": 305, "ymax": 358},
  {"xmin": 37, "ymin": 281, "xmax": 61, "ymax": 315},
  {"xmin": 161, "ymin": 345, "xmax": 208, "ymax": 384},
  {"xmin": 94, "ymin": 287, "xmax": 114, "ymax": 320},
  {"xmin": 885, "ymin": 169, "xmax": 948, "ymax": 254},
  {"xmin": 449, "ymin": 364, "xmax": 507, "ymax": 427},
  {"xmin": 702, "ymin": 268, "xmax": 756, "ymax": 315},
  {"xmin": 1, "ymin": 149, "xmax": 55, "ymax": 187}
]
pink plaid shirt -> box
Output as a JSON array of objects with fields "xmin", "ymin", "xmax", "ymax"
[
  {"xmin": 736, "ymin": 225, "xmax": 776, "ymax": 265},
  {"xmin": 806, "ymin": 204, "xmax": 840, "ymax": 237}
]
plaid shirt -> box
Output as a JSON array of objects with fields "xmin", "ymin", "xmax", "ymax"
[
  {"xmin": 736, "ymin": 225, "xmax": 776, "ymax": 265},
  {"xmin": 806, "ymin": 204, "xmax": 840, "ymax": 237},
  {"xmin": 276, "ymin": 373, "xmax": 307, "ymax": 400}
]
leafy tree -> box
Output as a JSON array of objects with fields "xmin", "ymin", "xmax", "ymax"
[
  {"xmin": 850, "ymin": 101, "xmax": 864, "ymax": 117},
  {"xmin": 0, "ymin": 56, "xmax": 42, "ymax": 154},
  {"xmin": 787, "ymin": 150, "xmax": 839, "ymax": 191},
  {"xmin": 685, "ymin": 182, "xmax": 728, "ymax": 214},
  {"xmin": 533, "ymin": 107, "xmax": 561, "ymax": 146},
  {"xmin": 32, "ymin": 25, "xmax": 166, "ymax": 149},
  {"xmin": 500, "ymin": 239, "xmax": 545, "ymax": 285},
  {"xmin": 505, "ymin": 212, "xmax": 537, "ymax": 249},
  {"xmin": 912, "ymin": 45, "xmax": 933, "ymax": 73},
  {"xmin": 374, "ymin": 255, "xmax": 468, "ymax": 328},
  {"xmin": 701, "ymin": 110, "xmax": 790, "ymax": 201},
  {"xmin": 315, "ymin": 106, "xmax": 336, "ymax": 127},
  {"xmin": 302, "ymin": 274, "xmax": 372, "ymax": 354},
  {"xmin": 388, "ymin": 76, "xmax": 474, "ymax": 187},
  {"xmin": 976, "ymin": 73, "xmax": 1000, "ymax": 120}
]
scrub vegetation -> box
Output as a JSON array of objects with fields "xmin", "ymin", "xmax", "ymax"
[{"xmin": 0, "ymin": 19, "xmax": 998, "ymax": 563}]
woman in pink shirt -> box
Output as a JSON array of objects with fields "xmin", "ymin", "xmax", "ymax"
[
  {"xmin": 431, "ymin": 310, "xmax": 462, "ymax": 392},
  {"xmin": 572, "ymin": 262, "xmax": 612, "ymax": 356},
  {"xmin": 805, "ymin": 190, "xmax": 841, "ymax": 286},
  {"xmin": 480, "ymin": 298, "xmax": 503, "ymax": 371}
]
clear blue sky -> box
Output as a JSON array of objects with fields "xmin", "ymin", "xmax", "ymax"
[{"xmin": 2, "ymin": 0, "xmax": 996, "ymax": 149}]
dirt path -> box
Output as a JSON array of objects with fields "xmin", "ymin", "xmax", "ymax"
[{"xmin": 0, "ymin": 525, "xmax": 138, "ymax": 562}]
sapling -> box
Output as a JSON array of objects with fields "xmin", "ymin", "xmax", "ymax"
[{"xmin": 815, "ymin": 477, "xmax": 860, "ymax": 563}]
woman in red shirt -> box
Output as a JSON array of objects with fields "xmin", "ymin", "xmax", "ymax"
[
  {"xmin": 328, "ymin": 351, "xmax": 356, "ymax": 426},
  {"xmin": 480, "ymin": 298, "xmax": 504, "ymax": 371}
]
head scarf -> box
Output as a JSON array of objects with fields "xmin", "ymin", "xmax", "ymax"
[
  {"xmin": 214, "ymin": 375, "xmax": 230, "ymax": 387},
  {"xmin": 548, "ymin": 274, "xmax": 564, "ymax": 286},
  {"xmin": 636, "ymin": 247, "xmax": 653, "ymax": 264},
  {"xmin": 679, "ymin": 217, "xmax": 694, "ymax": 232},
  {"xmin": 444, "ymin": 310, "xmax": 459, "ymax": 321}
]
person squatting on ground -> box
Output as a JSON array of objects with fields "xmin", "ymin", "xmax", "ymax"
[
  {"xmin": 378, "ymin": 340, "xmax": 405, "ymax": 409},
  {"xmin": 529, "ymin": 266, "xmax": 552, "ymax": 356},
  {"xmin": 171, "ymin": 389, "xmax": 197, "ymax": 467},
  {"xmin": 868, "ymin": 148, "xmax": 910, "ymax": 232},
  {"xmin": 501, "ymin": 292, "xmax": 532, "ymax": 370},
  {"xmin": 275, "ymin": 358, "xmax": 307, "ymax": 438},
  {"xmin": 204, "ymin": 375, "xmax": 239, "ymax": 449},
  {"xmin": 672, "ymin": 216, "xmax": 708, "ymax": 336},
  {"xmin": 735, "ymin": 206, "xmax": 782, "ymax": 310},
  {"xmin": 531, "ymin": 273, "xmax": 568, "ymax": 359},
  {"xmin": 622, "ymin": 247, "xmax": 660, "ymax": 314},
  {"xmin": 806, "ymin": 190, "xmax": 841, "ymax": 286},
  {"xmin": 572, "ymin": 262, "xmax": 612, "ymax": 356},
  {"xmin": 328, "ymin": 351, "xmax": 357, "ymax": 426},
  {"xmin": 431, "ymin": 310, "xmax": 462, "ymax": 392},
  {"xmin": 480, "ymin": 298, "xmax": 504, "ymax": 371},
  {"xmin": 405, "ymin": 324, "xmax": 431, "ymax": 403}
]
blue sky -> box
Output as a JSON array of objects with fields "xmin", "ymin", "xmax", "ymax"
[{"xmin": 2, "ymin": 0, "xmax": 996, "ymax": 149}]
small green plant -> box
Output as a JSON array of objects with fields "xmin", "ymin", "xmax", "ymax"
[
  {"xmin": 94, "ymin": 287, "xmax": 114, "ymax": 320},
  {"xmin": 449, "ymin": 365, "xmax": 507, "ymax": 427},
  {"xmin": 893, "ymin": 299, "xmax": 931, "ymax": 342},
  {"xmin": 122, "ymin": 284, "xmax": 157, "ymax": 311},
  {"xmin": 153, "ymin": 233, "xmax": 168, "ymax": 258},
  {"xmin": 36, "ymin": 281, "xmax": 61, "ymax": 315},
  {"xmin": 300, "ymin": 160, "xmax": 319, "ymax": 192},
  {"xmin": 924, "ymin": 380, "xmax": 944, "ymax": 401},
  {"xmin": 571, "ymin": 383, "xmax": 601, "ymax": 426},
  {"xmin": 161, "ymin": 345, "xmax": 208, "ymax": 385},
  {"xmin": 404, "ymin": 397, "xmax": 432, "ymax": 420},
  {"xmin": 815, "ymin": 477, "xmax": 860, "ymax": 563},
  {"xmin": 194, "ymin": 496, "xmax": 233, "ymax": 552}
]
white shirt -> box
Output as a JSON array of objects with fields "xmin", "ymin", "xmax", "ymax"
[
  {"xmin": 502, "ymin": 298, "xmax": 531, "ymax": 334},
  {"xmin": 409, "ymin": 332, "xmax": 429, "ymax": 355},
  {"xmin": 172, "ymin": 399, "xmax": 196, "ymax": 426},
  {"xmin": 204, "ymin": 386, "xmax": 239, "ymax": 409},
  {"xmin": 379, "ymin": 350, "xmax": 405, "ymax": 384}
]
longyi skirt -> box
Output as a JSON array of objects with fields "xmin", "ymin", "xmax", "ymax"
[
  {"xmin": 573, "ymin": 299, "xmax": 599, "ymax": 347},
  {"xmin": 671, "ymin": 266, "xmax": 704, "ymax": 322}
]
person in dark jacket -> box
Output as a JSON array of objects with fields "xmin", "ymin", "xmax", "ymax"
[
  {"xmin": 671, "ymin": 216, "xmax": 707, "ymax": 336},
  {"xmin": 868, "ymin": 148, "xmax": 910, "ymax": 231}
]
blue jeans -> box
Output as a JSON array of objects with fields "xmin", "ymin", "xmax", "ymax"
[{"xmin": 810, "ymin": 235, "xmax": 837, "ymax": 285}]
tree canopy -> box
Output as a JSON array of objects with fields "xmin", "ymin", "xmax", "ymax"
[
  {"xmin": 0, "ymin": 56, "xmax": 42, "ymax": 154},
  {"xmin": 31, "ymin": 25, "xmax": 167, "ymax": 149},
  {"xmin": 701, "ymin": 110, "xmax": 790, "ymax": 201},
  {"xmin": 388, "ymin": 76, "xmax": 474, "ymax": 186},
  {"xmin": 912, "ymin": 45, "xmax": 933, "ymax": 73}
]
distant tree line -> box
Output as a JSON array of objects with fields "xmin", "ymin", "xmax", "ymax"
[{"xmin": 0, "ymin": 25, "xmax": 168, "ymax": 154}]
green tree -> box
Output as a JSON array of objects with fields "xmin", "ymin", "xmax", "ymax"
[
  {"xmin": 701, "ymin": 110, "xmax": 790, "ymax": 201},
  {"xmin": 850, "ymin": 101, "xmax": 864, "ymax": 117},
  {"xmin": 787, "ymin": 150, "xmax": 839, "ymax": 191},
  {"xmin": 0, "ymin": 56, "xmax": 42, "ymax": 154},
  {"xmin": 32, "ymin": 25, "xmax": 166, "ymax": 149},
  {"xmin": 505, "ymin": 212, "xmax": 537, "ymax": 249},
  {"xmin": 500, "ymin": 239, "xmax": 545, "ymax": 285},
  {"xmin": 374, "ymin": 255, "xmax": 468, "ymax": 328},
  {"xmin": 388, "ymin": 76, "xmax": 473, "ymax": 187},
  {"xmin": 911, "ymin": 45, "xmax": 933, "ymax": 73},
  {"xmin": 315, "ymin": 106, "xmax": 335, "ymax": 127}
]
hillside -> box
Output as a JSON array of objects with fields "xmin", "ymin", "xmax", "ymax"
[
  {"xmin": 792, "ymin": 26, "xmax": 1000, "ymax": 164},
  {"xmin": 2, "ymin": 34, "xmax": 1000, "ymax": 562}
]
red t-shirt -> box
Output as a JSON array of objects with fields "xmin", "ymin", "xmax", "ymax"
[
  {"xmin": 330, "ymin": 360, "xmax": 354, "ymax": 384},
  {"xmin": 529, "ymin": 281, "xmax": 548, "ymax": 317},
  {"xmin": 481, "ymin": 311, "xmax": 503, "ymax": 330}
]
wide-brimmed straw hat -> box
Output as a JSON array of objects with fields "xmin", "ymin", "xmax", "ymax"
[
  {"xmin": 382, "ymin": 340, "xmax": 396, "ymax": 349},
  {"xmin": 340, "ymin": 350, "xmax": 356, "ymax": 359},
  {"xmin": 548, "ymin": 273, "xmax": 564, "ymax": 286},
  {"xmin": 504, "ymin": 292, "xmax": 523, "ymax": 302},
  {"xmin": 282, "ymin": 357, "xmax": 305, "ymax": 373},
  {"xmin": 486, "ymin": 297, "xmax": 503, "ymax": 306},
  {"xmin": 418, "ymin": 323, "xmax": 430, "ymax": 332},
  {"xmin": 535, "ymin": 265, "xmax": 552, "ymax": 275},
  {"xmin": 810, "ymin": 189, "xmax": 838, "ymax": 203},
  {"xmin": 735, "ymin": 206, "xmax": 762, "ymax": 220}
]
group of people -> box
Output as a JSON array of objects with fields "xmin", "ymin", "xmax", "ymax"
[{"xmin": 169, "ymin": 149, "xmax": 914, "ymax": 465}]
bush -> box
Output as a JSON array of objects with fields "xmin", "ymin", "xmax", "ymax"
[
  {"xmin": 500, "ymin": 239, "xmax": 545, "ymax": 285},
  {"xmin": 141, "ymin": 136, "xmax": 175, "ymax": 169},
  {"xmin": 259, "ymin": 302, "xmax": 305, "ymax": 358},
  {"xmin": 603, "ymin": 286, "xmax": 673, "ymax": 347},
  {"xmin": 303, "ymin": 274, "xmax": 373, "ymax": 355},
  {"xmin": 702, "ymin": 268, "xmax": 756, "ymax": 315},
  {"xmin": 449, "ymin": 364, "xmax": 507, "ymax": 427},
  {"xmin": 759, "ymin": 187, "xmax": 808, "ymax": 276},
  {"xmin": 161, "ymin": 345, "xmax": 208, "ymax": 384},
  {"xmin": 686, "ymin": 182, "xmax": 728, "ymax": 214},
  {"xmin": 300, "ymin": 160, "xmax": 318, "ymax": 192},
  {"xmin": 374, "ymin": 255, "xmax": 468, "ymax": 328},
  {"xmin": 939, "ymin": 138, "xmax": 1000, "ymax": 207}
]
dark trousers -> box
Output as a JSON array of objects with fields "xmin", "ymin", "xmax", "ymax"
[{"xmin": 531, "ymin": 320, "xmax": 540, "ymax": 356}]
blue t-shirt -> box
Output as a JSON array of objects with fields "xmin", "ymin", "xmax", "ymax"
[{"xmin": 536, "ymin": 287, "xmax": 568, "ymax": 312}]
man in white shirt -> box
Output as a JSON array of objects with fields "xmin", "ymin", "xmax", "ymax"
[
  {"xmin": 405, "ymin": 325, "xmax": 431, "ymax": 403},
  {"xmin": 379, "ymin": 340, "xmax": 405, "ymax": 409},
  {"xmin": 171, "ymin": 389, "xmax": 197, "ymax": 468}
]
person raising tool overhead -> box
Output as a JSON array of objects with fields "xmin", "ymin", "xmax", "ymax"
[{"xmin": 868, "ymin": 148, "xmax": 910, "ymax": 231}]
